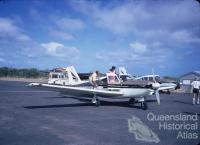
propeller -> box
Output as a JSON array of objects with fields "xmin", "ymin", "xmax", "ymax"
[
  {"xmin": 155, "ymin": 90, "xmax": 160, "ymax": 105},
  {"xmin": 152, "ymin": 68, "xmax": 155, "ymax": 83},
  {"xmin": 151, "ymin": 68, "xmax": 161, "ymax": 105}
]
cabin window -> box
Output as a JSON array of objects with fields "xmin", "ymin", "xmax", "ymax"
[
  {"xmin": 155, "ymin": 76, "xmax": 160, "ymax": 81},
  {"xmin": 120, "ymin": 75, "xmax": 127, "ymax": 81},
  {"xmin": 63, "ymin": 73, "xmax": 68, "ymax": 79},
  {"xmin": 52, "ymin": 74, "xmax": 58, "ymax": 78},
  {"xmin": 144, "ymin": 77, "xmax": 148, "ymax": 81},
  {"xmin": 149, "ymin": 77, "xmax": 153, "ymax": 81}
]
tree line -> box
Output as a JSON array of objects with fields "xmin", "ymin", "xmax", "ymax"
[{"xmin": 0, "ymin": 67, "xmax": 49, "ymax": 78}]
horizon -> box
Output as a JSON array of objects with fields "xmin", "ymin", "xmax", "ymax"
[
  {"xmin": 0, "ymin": 0, "xmax": 200, "ymax": 77},
  {"xmin": 0, "ymin": 65, "xmax": 196, "ymax": 78}
]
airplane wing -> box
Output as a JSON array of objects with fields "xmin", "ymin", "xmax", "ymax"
[
  {"xmin": 158, "ymin": 86, "xmax": 176, "ymax": 91},
  {"xmin": 28, "ymin": 83, "xmax": 124, "ymax": 98}
]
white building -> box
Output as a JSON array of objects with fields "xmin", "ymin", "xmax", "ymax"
[{"xmin": 179, "ymin": 71, "xmax": 200, "ymax": 93}]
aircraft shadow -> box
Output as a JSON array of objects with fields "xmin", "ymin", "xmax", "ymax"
[
  {"xmin": 44, "ymin": 95, "xmax": 157, "ymax": 103},
  {"xmin": 24, "ymin": 98, "xmax": 144, "ymax": 109},
  {"xmin": 24, "ymin": 103, "xmax": 93, "ymax": 109},
  {"xmin": 145, "ymin": 99, "xmax": 157, "ymax": 103}
]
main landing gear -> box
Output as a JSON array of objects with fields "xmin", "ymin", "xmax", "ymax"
[
  {"xmin": 92, "ymin": 94, "xmax": 100, "ymax": 107},
  {"xmin": 141, "ymin": 101, "xmax": 148, "ymax": 110},
  {"xmin": 128, "ymin": 97, "xmax": 148, "ymax": 110}
]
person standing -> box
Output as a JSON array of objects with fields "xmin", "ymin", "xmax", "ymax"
[
  {"xmin": 107, "ymin": 66, "xmax": 118, "ymax": 84},
  {"xmin": 109, "ymin": 66, "xmax": 116, "ymax": 73},
  {"xmin": 191, "ymin": 78, "xmax": 200, "ymax": 105},
  {"xmin": 89, "ymin": 70, "xmax": 100, "ymax": 88}
]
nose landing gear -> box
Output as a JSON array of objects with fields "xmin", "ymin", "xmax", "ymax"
[{"xmin": 128, "ymin": 97, "xmax": 148, "ymax": 110}]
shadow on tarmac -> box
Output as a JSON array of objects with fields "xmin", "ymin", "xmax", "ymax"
[
  {"xmin": 24, "ymin": 98, "xmax": 155, "ymax": 110},
  {"xmin": 24, "ymin": 95, "xmax": 158, "ymax": 110}
]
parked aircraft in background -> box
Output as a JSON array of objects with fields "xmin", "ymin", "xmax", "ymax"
[
  {"xmin": 118, "ymin": 67, "xmax": 178, "ymax": 93},
  {"xmin": 47, "ymin": 66, "xmax": 106, "ymax": 86}
]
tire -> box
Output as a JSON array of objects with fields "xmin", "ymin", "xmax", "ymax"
[
  {"xmin": 95, "ymin": 99, "xmax": 100, "ymax": 107},
  {"xmin": 141, "ymin": 102, "xmax": 148, "ymax": 110},
  {"xmin": 129, "ymin": 98, "xmax": 135, "ymax": 105}
]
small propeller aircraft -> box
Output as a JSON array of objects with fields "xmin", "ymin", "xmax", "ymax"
[
  {"xmin": 118, "ymin": 67, "xmax": 177, "ymax": 93},
  {"xmin": 28, "ymin": 66, "xmax": 161, "ymax": 110}
]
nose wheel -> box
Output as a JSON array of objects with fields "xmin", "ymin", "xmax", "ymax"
[{"xmin": 129, "ymin": 97, "xmax": 148, "ymax": 110}]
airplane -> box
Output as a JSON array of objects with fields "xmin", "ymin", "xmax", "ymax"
[
  {"xmin": 47, "ymin": 66, "xmax": 106, "ymax": 86},
  {"xmin": 135, "ymin": 75, "xmax": 178, "ymax": 93},
  {"xmin": 27, "ymin": 66, "xmax": 162, "ymax": 110},
  {"xmin": 118, "ymin": 67, "xmax": 178, "ymax": 93}
]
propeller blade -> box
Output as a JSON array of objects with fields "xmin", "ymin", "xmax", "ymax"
[
  {"xmin": 155, "ymin": 90, "xmax": 160, "ymax": 105},
  {"xmin": 152, "ymin": 68, "xmax": 155, "ymax": 82}
]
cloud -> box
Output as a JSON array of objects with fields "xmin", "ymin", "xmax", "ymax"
[
  {"xmin": 0, "ymin": 52, "xmax": 4, "ymax": 56},
  {"xmin": 91, "ymin": 1, "xmax": 200, "ymax": 35},
  {"xmin": 0, "ymin": 17, "xmax": 80, "ymax": 67},
  {"xmin": 70, "ymin": 0, "xmax": 200, "ymax": 43},
  {"xmin": 129, "ymin": 42, "xmax": 147, "ymax": 54},
  {"xmin": 55, "ymin": 17, "xmax": 85, "ymax": 31},
  {"xmin": 49, "ymin": 30, "xmax": 74, "ymax": 40},
  {"xmin": 0, "ymin": 17, "xmax": 43, "ymax": 60},
  {"xmin": 40, "ymin": 41, "xmax": 80, "ymax": 60},
  {"xmin": 0, "ymin": 57, "xmax": 5, "ymax": 62},
  {"xmin": 172, "ymin": 30, "xmax": 200, "ymax": 43},
  {"xmin": 94, "ymin": 4, "xmax": 136, "ymax": 34},
  {"xmin": 41, "ymin": 42, "xmax": 64, "ymax": 57},
  {"xmin": 30, "ymin": 8, "xmax": 42, "ymax": 21},
  {"xmin": 0, "ymin": 17, "xmax": 31, "ymax": 41},
  {"xmin": 71, "ymin": 0, "xmax": 200, "ymax": 68},
  {"xmin": 96, "ymin": 40, "xmax": 172, "ymax": 66}
]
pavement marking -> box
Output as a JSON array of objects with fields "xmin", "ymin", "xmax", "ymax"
[{"xmin": 128, "ymin": 115, "xmax": 160, "ymax": 143}]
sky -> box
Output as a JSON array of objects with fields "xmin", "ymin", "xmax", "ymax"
[{"xmin": 0, "ymin": 0, "xmax": 200, "ymax": 77}]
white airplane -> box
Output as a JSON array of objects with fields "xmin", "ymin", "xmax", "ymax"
[
  {"xmin": 28, "ymin": 67, "xmax": 162, "ymax": 110},
  {"xmin": 47, "ymin": 66, "xmax": 88, "ymax": 86},
  {"xmin": 118, "ymin": 67, "xmax": 177, "ymax": 92},
  {"xmin": 47, "ymin": 66, "xmax": 106, "ymax": 86},
  {"xmin": 135, "ymin": 75, "xmax": 177, "ymax": 92}
]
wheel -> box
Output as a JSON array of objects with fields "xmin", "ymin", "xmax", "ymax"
[
  {"xmin": 128, "ymin": 98, "xmax": 135, "ymax": 105},
  {"xmin": 92, "ymin": 96, "xmax": 100, "ymax": 107},
  {"xmin": 141, "ymin": 102, "xmax": 148, "ymax": 110},
  {"xmin": 95, "ymin": 99, "xmax": 100, "ymax": 107}
]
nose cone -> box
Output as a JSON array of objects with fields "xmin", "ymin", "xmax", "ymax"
[{"xmin": 152, "ymin": 82, "xmax": 160, "ymax": 89}]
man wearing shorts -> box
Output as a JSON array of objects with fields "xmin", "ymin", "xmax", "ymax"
[
  {"xmin": 89, "ymin": 70, "xmax": 100, "ymax": 88},
  {"xmin": 191, "ymin": 78, "xmax": 200, "ymax": 105}
]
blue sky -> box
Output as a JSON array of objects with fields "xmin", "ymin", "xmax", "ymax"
[{"xmin": 0, "ymin": 0, "xmax": 200, "ymax": 77}]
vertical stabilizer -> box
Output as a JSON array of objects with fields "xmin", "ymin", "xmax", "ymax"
[
  {"xmin": 119, "ymin": 67, "xmax": 128, "ymax": 75},
  {"xmin": 65, "ymin": 66, "xmax": 82, "ymax": 85}
]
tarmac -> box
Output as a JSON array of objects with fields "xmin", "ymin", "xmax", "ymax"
[{"xmin": 0, "ymin": 80, "xmax": 199, "ymax": 145}]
